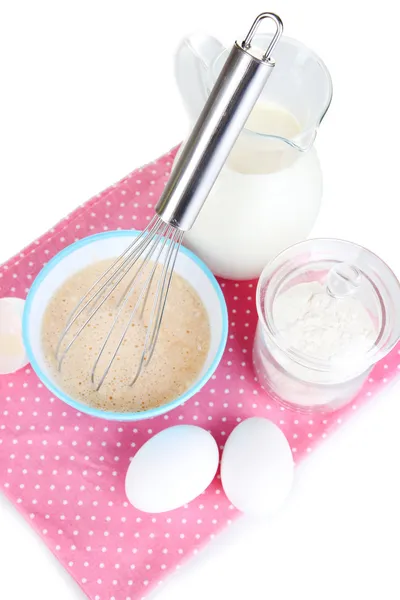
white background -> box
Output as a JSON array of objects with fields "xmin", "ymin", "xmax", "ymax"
[{"xmin": 1, "ymin": 1, "xmax": 400, "ymax": 598}]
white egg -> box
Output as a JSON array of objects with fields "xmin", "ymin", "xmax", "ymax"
[
  {"xmin": 221, "ymin": 417, "xmax": 294, "ymax": 516},
  {"xmin": 125, "ymin": 425, "xmax": 219, "ymax": 513},
  {"xmin": 0, "ymin": 297, "xmax": 28, "ymax": 375}
]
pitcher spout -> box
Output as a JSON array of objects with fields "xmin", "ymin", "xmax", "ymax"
[{"xmin": 175, "ymin": 33, "xmax": 225, "ymax": 123}]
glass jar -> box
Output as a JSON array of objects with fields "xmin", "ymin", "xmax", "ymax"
[{"xmin": 253, "ymin": 239, "xmax": 400, "ymax": 412}]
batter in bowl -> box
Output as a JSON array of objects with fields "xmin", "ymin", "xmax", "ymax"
[{"xmin": 41, "ymin": 259, "xmax": 210, "ymax": 413}]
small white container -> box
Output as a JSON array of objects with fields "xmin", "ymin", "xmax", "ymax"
[{"xmin": 253, "ymin": 239, "xmax": 400, "ymax": 412}]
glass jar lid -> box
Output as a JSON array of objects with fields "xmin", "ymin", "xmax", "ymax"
[{"xmin": 257, "ymin": 239, "xmax": 400, "ymax": 377}]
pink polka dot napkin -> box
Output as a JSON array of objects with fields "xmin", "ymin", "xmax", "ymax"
[{"xmin": 1, "ymin": 147, "xmax": 399, "ymax": 600}]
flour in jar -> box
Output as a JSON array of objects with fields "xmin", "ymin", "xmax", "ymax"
[
  {"xmin": 253, "ymin": 280, "xmax": 378, "ymax": 409},
  {"xmin": 272, "ymin": 281, "xmax": 377, "ymax": 362},
  {"xmin": 41, "ymin": 259, "xmax": 210, "ymax": 413}
]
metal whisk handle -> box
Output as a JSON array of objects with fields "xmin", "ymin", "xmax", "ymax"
[{"xmin": 156, "ymin": 12, "xmax": 283, "ymax": 231}]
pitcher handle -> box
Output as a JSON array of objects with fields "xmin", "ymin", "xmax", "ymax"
[{"xmin": 175, "ymin": 33, "xmax": 225, "ymax": 123}]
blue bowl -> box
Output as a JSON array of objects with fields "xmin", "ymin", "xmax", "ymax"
[{"xmin": 23, "ymin": 230, "xmax": 228, "ymax": 421}]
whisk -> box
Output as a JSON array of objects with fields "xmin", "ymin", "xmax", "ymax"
[{"xmin": 56, "ymin": 12, "xmax": 283, "ymax": 390}]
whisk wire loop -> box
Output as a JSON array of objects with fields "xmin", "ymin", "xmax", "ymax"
[
  {"xmin": 130, "ymin": 227, "xmax": 184, "ymax": 387},
  {"xmin": 90, "ymin": 219, "xmax": 174, "ymax": 390}
]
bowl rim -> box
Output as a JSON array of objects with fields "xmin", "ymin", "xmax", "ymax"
[{"xmin": 22, "ymin": 230, "xmax": 228, "ymax": 421}]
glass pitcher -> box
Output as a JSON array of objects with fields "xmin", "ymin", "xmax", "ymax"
[{"xmin": 175, "ymin": 32, "xmax": 333, "ymax": 280}]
